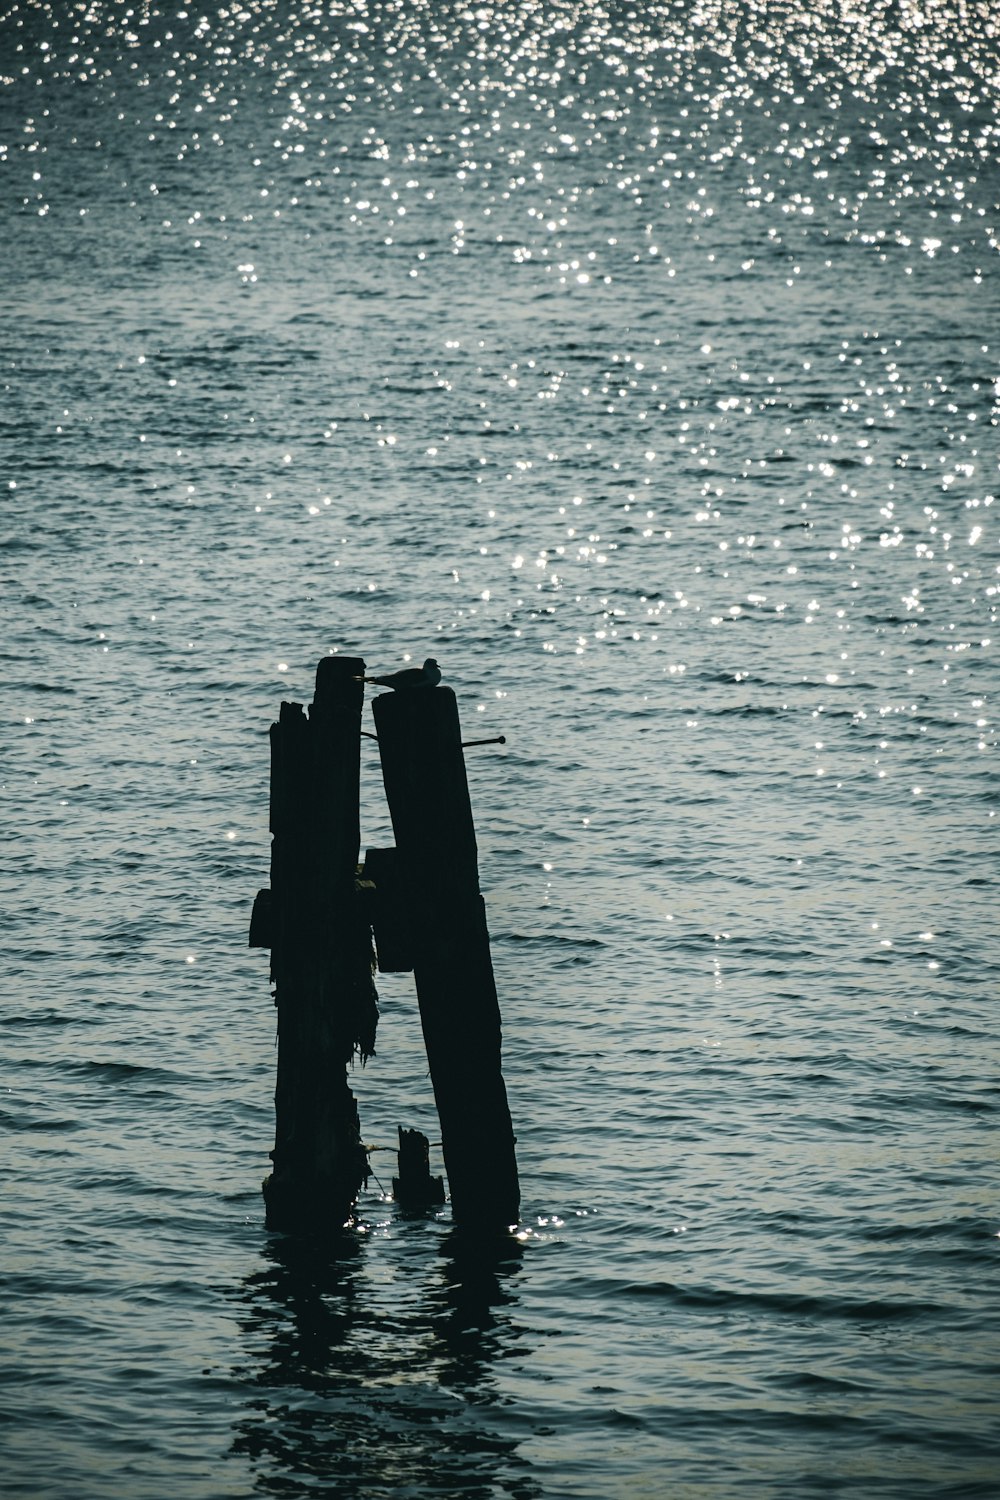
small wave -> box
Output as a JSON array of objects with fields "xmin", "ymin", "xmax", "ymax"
[
  {"xmin": 495, "ymin": 931, "xmax": 606, "ymax": 949},
  {"xmin": 713, "ymin": 703, "xmax": 790, "ymax": 718},
  {"xmin": 2, "ymin": 1008, "xmax": 72, "ymax": 1030},
  {"xmin": 619, "ymin": 1279, "xmax": 940, "ymax": 1322},
  {"xmin": 0, "ymin": 533, "xmax": 44, "ymax": 551},
  {"xmin": 866, "ymin": 1216, "xmax": 994, "ymax": 1244},
  {"xmin": 60, "ymin": 1059, "xmax": 181, "ymax": 1086},
  {"xmin": 768, "ymin": 1369, "xmax": 873, "ymax": 1393}
]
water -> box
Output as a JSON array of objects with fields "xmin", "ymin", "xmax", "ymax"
[{"xmin": 2, "ymin": 2, "xmax": 999, "ymax": 1495}]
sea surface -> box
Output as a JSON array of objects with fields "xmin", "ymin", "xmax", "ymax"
[{"xmin": 2, "ymin": 2, "xmax": 999, "ymax": 1495}]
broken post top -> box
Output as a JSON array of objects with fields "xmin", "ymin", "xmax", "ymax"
[{"xmin": 315, "ymin": 655, "xmax": 366, "ymax": 708}]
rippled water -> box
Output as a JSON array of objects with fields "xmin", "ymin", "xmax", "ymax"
[{"xmin": 3, "ymin": 2, "xmax": 999, "ymax": 1495}]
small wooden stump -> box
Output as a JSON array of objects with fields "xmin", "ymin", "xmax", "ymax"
[{"xmin": 392, "ymin": 1126, "xmax": 445, "ymax": 1208}]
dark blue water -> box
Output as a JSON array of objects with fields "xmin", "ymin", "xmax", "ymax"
[{"xmin": 2, "ymin": 2, "xmax": 999, "ymax": 1495}]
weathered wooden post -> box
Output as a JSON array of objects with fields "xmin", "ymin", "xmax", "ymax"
[
  {"xmin": 392, "ymin": 1126, "xmax": 445, "ymax": 1209},
  {"xmin": 373, "ymin": 686, "xmax": 520, "ymax": 1230},
  {"xmin": 253, "ymin": 656, "xmax": 378, "ymax": 1233}
]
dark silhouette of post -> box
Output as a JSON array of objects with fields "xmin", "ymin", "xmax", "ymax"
[
  {"xmin": 392, "ymin": 1126, "xmax": 445, "ymax": 1208},
  {"xmin": 373, "ymin": 686, "xmax": 520, "ymax": 1230},
  {"xmin": 261, "ymin": 656, "xmax": 377, "ymax": 1232}
]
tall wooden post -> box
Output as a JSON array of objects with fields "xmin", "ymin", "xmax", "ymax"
[
  {"xmin": 373, "ymin": 686, "xmax": 520, "ymax": 1230},
  {"xmin": 262, "ymin": 656, "xmax": 377, "ymax": 1232}
]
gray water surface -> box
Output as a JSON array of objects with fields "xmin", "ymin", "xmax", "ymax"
[{"xmin": 2, "ymin": 2, "xmax": 999, "ymax": 1495}]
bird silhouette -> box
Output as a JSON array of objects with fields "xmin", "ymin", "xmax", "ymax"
[{"xmin": 363, "ymin": 657, "xmax": 442, "ymax": 691}]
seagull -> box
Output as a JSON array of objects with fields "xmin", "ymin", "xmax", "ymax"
[{"xmin": 363, "ymin": 658, "xmax": 442, "ymax": 691}]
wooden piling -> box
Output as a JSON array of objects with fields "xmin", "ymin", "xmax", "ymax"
[
  {"xmin": 261, "ymin": 656, "xmax": 377, "ymax": 1233},
  {"xmin": 373, "ymin": 686, "xmax": 520, "ymax": 1230}
]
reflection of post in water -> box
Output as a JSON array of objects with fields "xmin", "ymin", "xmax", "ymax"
[
  {"xmin": 433, "ymin": 1229, "xmax": 527, "ymax": 1394},
  {"xmin": 229, "ymin": 1230, "xmax": 538, "ymax": 1498},
  {"xmin": 232, "ymin": 1232, "xmax": 365, "ymax": 1400}
]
